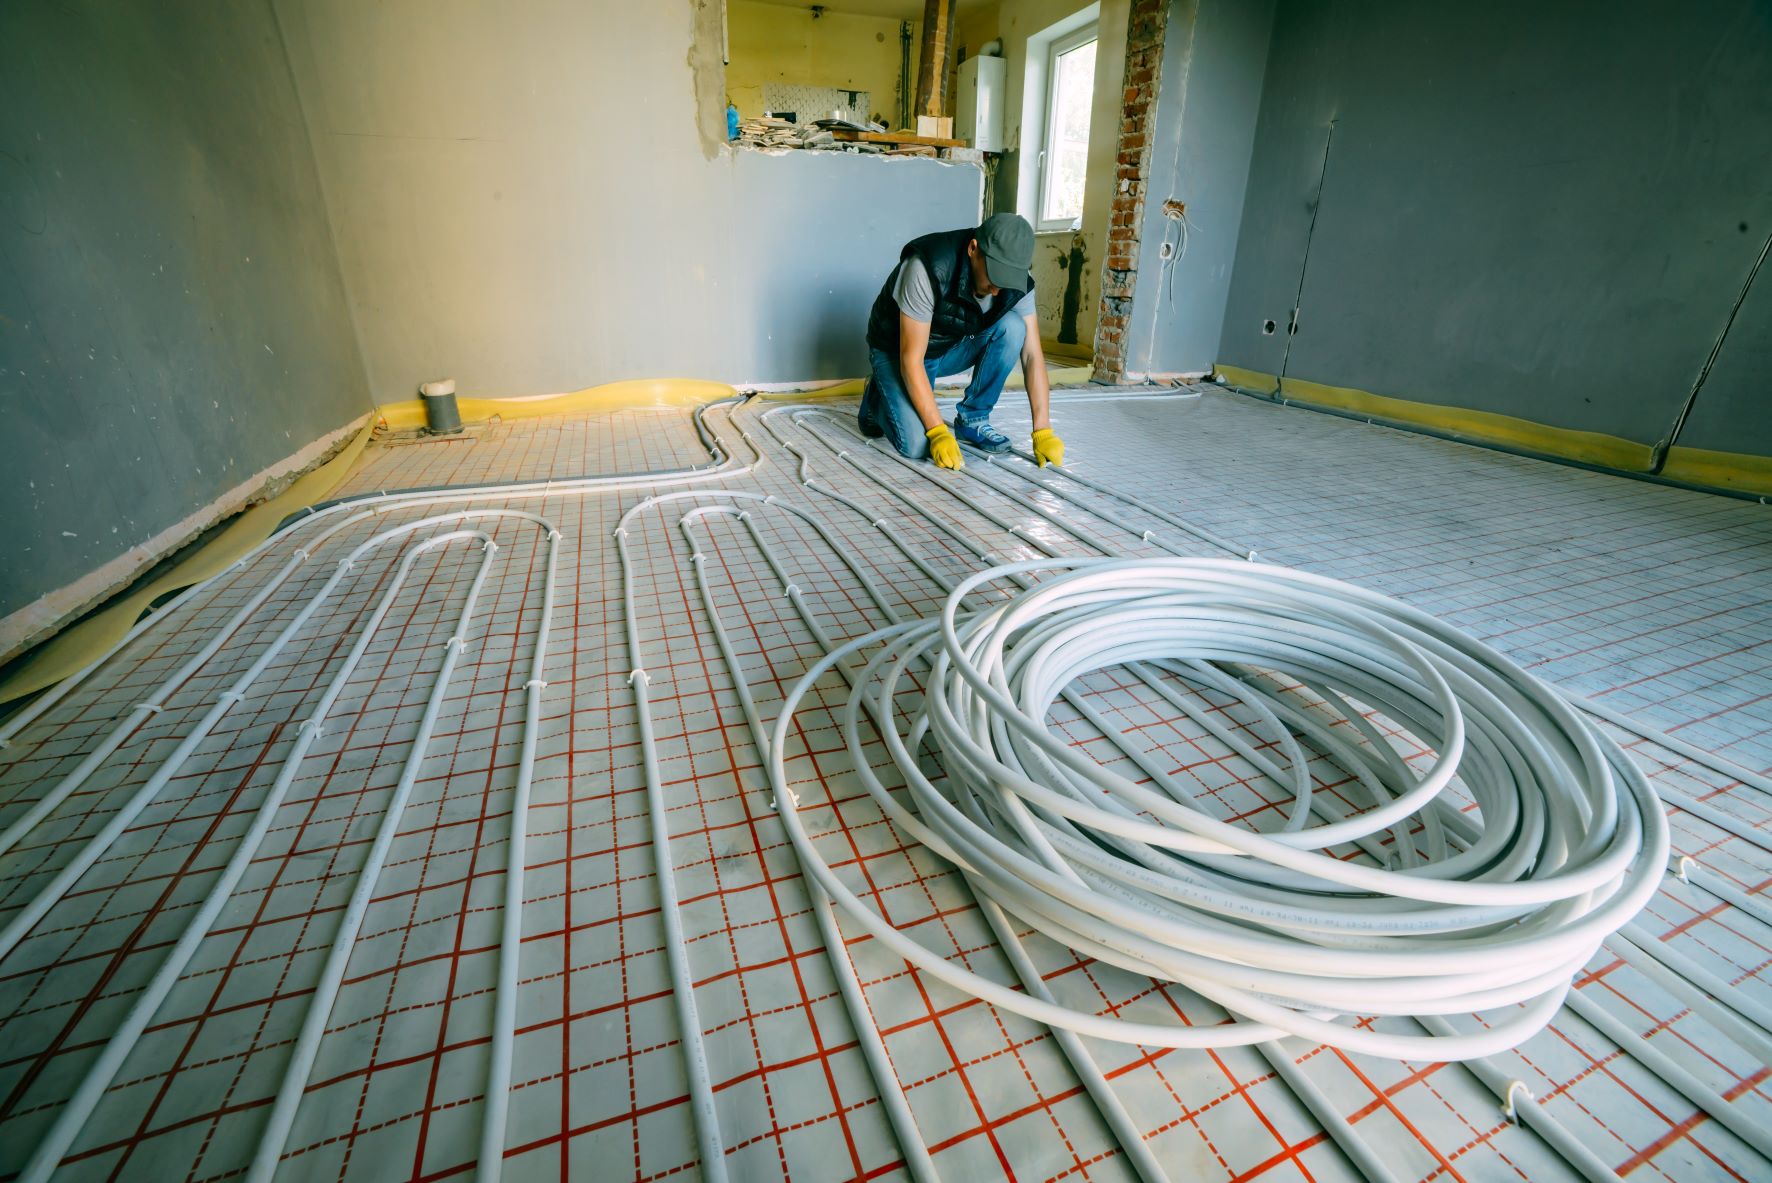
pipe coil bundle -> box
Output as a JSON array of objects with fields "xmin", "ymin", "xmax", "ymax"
[{"xmin": 767, "ymin": 557, "xmax": 1668, "ymax": 1059}]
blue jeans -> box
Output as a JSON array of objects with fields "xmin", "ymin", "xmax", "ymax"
[{"xmin": 859, "ymin": 312, "xmax": 1026, "ymax": 459}]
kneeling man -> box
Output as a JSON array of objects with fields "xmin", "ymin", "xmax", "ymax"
[{"xmin": 859, "ymin": 213, "xmax": 1065, "ymax": 471}]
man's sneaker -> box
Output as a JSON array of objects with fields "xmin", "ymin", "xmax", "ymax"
[
  {"xmin": 952, "ymin": 417, "xmax": 1012, "ymax": 454},
  {"xmin": 857, "ymin": 378, "xmax": 884, "ymax": 438}
]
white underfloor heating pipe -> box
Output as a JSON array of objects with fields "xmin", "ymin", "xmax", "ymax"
[
  {"xmin": 0, "ymin": 403, "xmax": 746, "ymax": 1179},
  {"xmin": 771, "ymin": 407, "xmax": 1488, "ymax": 1173},
  {"xmin": 677, "ymin": 499, "xmax": 940, "ymax": 1182},
  {"xmin": 242, "ymin": 528, "xmax": 503, "ymax": 1182},
  {"xmin": 18, "ymin": 524, "xmax": 504, "ymax": 1182},
  {"xmin": 613, "ymin": 484, "xmax": 947, "ymax": 1182},
  {"xmin": 0, "ymin": 392, "xmax": 1764, "ymax": 1180},
  {"xmin": 774, "ymin": 407, "xmax": 1772, "ymax": 1164},
  {"xmin": 758, "ymin": 409, "xmax": 1392, "ymax": 1180}
]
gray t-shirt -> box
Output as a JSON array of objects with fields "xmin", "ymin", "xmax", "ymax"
[{"xmin": 892, "ymin": 257, "xmax": 1036, "ymax": 324}]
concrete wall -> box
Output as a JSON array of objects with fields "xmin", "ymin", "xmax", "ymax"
[
  {"xmin": 0, "ymin": 1, "xmax": 369, "ymax": 626},
  {"xmin": 727, "ymin": 1, "xmax": 916, "ymax": 123},
  {"xmin": 1119, "ymin": 0, "xmax": 1274, "ymax": 377},
  {"xmin": 276, "ymin": 0, "xmax": 984, "ymax": 401},
  {"xmin": 1217, "ymin": 0, "xmax": 1772, "ymax": 452}
]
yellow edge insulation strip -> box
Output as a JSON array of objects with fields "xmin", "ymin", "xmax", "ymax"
[
  {"xmin": 0, "ymin": 416, "xmax": 379, "ymax": 706},
  {"xmin": 0, "ymin": 378, "xmax": 748, "ymax": 707},
  {"xmin": 376, "ymin": 377, "xmax": 739, "ymax": 430},
  {"xmin": 1659, "ymin": 445, "xmax": 1772, "ymax": 497},
  {"xmin": 3, "ymin": 361, "xmax": 1192, "ymax": 706},
  {"xmin": 1216, "ymin": 364, "xmax": 1772, "ymax": 497},
  {"xmin": 1215, "ymin": 364, "xmax": 1653, "ymax": 472},
  {"xmin": 1219, "ymin": 366, "xmax": 1772, "ymax": 502}
]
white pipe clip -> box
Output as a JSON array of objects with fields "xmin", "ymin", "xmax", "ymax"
[
  {"xmin": 612, "ymin": 527, "xmax": 628, "ymax": 539},
  {"xmin": 137, "ymin": 702, "xmax": 165, "ymax": 715},
  {"xmin": 783, "ymin": 584, "xmax": 800, "ymax": 599},
  {"xmin": 524, "ymin": 679, "xmax": 547, "ymax": 692},
  {"xmin": 1141, "ymin": 530, "xmax": 1155, "ymax": 543},
  {"xmin": 627, "ymin": 669, "xmax": 650, "ymax": 687},
  {"xmin": 1502, "ymin": 1080, "xmax": 1533, "ymax": 1122},
  {"xmin": 1672, "ymin": 854, "xmax": 1698, "ymax": 883}
]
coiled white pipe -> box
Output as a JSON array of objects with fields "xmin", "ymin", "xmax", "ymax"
[
  {"xmin": 766, "ymin": 556, "xmax": 1669, "ymax": 1060},
  {"xmin": 771, "ymin": 405, "xmax": 1772, "ymax": 1172}
]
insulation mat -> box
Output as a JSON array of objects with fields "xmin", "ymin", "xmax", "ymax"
[{"xmin": 0, "ymin": 388, "xmax": 1769, "ymax": 1182}]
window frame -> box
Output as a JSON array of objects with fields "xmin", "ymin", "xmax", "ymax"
[{"xmin": 1036, "ymin": 23, "xmax": 1098, "ymax": 233}]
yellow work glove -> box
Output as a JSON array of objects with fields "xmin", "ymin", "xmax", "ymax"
[
  {"xmin": 1031, "ymin": 427, "xmax": 1065, "ymax": 468},
  {"xmin": 926, "ymin": 423, "xmax": 964, "ymax": 470}
]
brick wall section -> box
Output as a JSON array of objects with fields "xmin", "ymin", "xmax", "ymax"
[
  {"xmin": 916, "ymin": 0, "xmax": 955, "ymax": 117},
  {"xmin": 1093, "ymin": 0, "xmax": 1170, "ymax": 382}
]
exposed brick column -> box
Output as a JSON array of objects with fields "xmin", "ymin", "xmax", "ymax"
[
  {"xmin": 1093, "ymin": 0, "xmax": 1170, "ymax": 383},
  {"xmin": 915, "ymin": 0, "xmax": 955, "ymax": 118}
]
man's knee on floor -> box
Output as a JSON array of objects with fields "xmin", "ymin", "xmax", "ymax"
[{"xmin": 888, "ymin": 428, "xmax": 931, "ymax": 461}]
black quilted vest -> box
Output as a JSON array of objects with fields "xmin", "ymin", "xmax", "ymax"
[{"xmin": 865, "ymin": 228, "xmax": 1033, "ymax": 358}]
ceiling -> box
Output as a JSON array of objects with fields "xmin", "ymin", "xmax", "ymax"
[{"xmin": 746, "ymin": 0, "xmax": 993, "ymax": 22}]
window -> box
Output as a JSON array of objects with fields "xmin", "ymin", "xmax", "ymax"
[{"xmin": 1038, "ymin": 27, "xmax": 1097, "ymax": 231}]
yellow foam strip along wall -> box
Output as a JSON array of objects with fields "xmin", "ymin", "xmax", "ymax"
[
  {"xmin": 1215, "ymin": 365, "xmax": 1655, "ymax": 472},
  {"xmin": 1659, "ymin": 445, "xmax": 1772, "ymax": 497},
  {"xmin": 375, "ymin": 377, "xmax": 739, "ymax": 430},
  {"xmin": 1216, "ymin": 363, "xmax": 1772, "ymax": 497},
  {"xmin": 0, "ymin": 417, "xmax": 379, "ymax": 706},
  {"xmin": 3, "ymin": 364, "xmax": 1100, "ymax": 706},
  {"xmin": 0, "ymin": 377, "xmax": 749, "ymax": 707}
]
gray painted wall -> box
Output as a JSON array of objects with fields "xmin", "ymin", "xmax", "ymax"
[
  {"xmin": 0, "ymin": 1, "xmax": 369, "ymax": 622},
  {"xmin": 1122, "ymin": 0, "xmax": 1275, "ymax": 377},
  {"xmin": 1217, "ymin": 0, "xmax": 1772, "ymax": 451},
  {"xmin": 276, "ymin": 0, "xmax": 984, "ymax": 400}
]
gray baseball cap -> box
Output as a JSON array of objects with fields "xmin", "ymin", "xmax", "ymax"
[{"xmin": 976, "ymin": 213, "xmax": 1035, "ymax": 291}]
